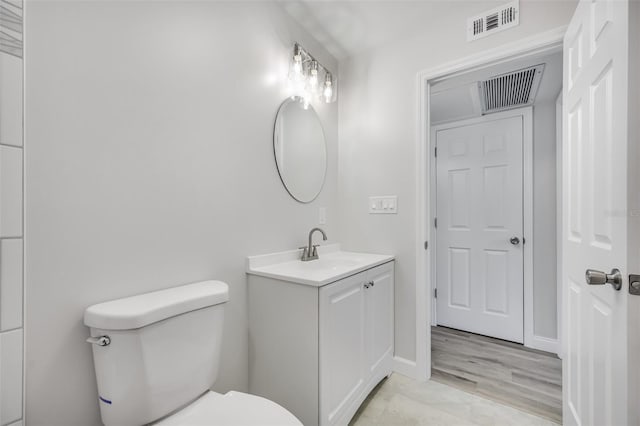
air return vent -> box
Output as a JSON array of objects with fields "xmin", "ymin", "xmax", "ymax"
[
  {"xmin": 467, "ymin": 1, "xmax": 519, "ymax": 41},
  {"xmin": 479, "ymin": 64, "xmax": 545, "ymax": 114}
]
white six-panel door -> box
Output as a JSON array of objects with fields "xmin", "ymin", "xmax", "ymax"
[
  {"xmin": 436, "ymin": 114, "xmax": 525, "ymax": 343},
  {"xmin": 562, "ymin": 1, "xmax": 630, "ymax": 425}
]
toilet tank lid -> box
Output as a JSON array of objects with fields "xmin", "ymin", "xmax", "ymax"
[{"xmin": 84, "ymin": 280, "xmax": 229, "ymax": 330}]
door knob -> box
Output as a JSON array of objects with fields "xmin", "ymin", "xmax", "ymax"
[
  {"xmin": 585, "ymin": 268, "xmax": 622, "ymax": 291},
  {"xmin": 510, "ymin": 237, "xmax": 520, "ymax": 245}
]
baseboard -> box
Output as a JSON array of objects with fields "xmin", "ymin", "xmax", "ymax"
[
  {"xmin": 527, "ymin": 335, "xmax": 559, "ymax": 355},
  {"xmin": 392, "ymin": 356, "xmax": 418, "ymax": 379}
]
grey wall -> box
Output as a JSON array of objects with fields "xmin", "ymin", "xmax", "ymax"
[
  {"xmin": 337, "ymin": 1, "xmax": 577, "ymax": 363},
  {"xmin": 532, "ymin": 101, "xmax": 559, "ymax": 339},
  {"xmin": 24, "ymin": 2, "xmax": 338, "ymax": 425}
]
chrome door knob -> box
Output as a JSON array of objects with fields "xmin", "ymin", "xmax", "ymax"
[
  {"xmin": 510, "ymin": 237, "xmax": 520, "ymax": 245},
  {"xmin": 585, "ymin": 268, "xmax": 622, "ymax": 291}
]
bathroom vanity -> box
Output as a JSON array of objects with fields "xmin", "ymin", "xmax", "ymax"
[{"xmin": 247, "ymin": 244, "xmax": 394, "ymax": 426}]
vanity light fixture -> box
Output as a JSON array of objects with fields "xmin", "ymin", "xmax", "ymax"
[{"xmin": 288, "ymin": 43, "xmax": 336, "ymax": 105}]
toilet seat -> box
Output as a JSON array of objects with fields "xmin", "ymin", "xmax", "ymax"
[{"xmin": 154, "ymin": 390, "xmax": 303, "ymax": 426}]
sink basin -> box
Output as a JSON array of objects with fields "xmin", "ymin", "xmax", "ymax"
[
  {"xmin": 246, "ymin": 244, "xmax": 394, "ymax": 286},
  {"xmin": 297, "ymin": 254, "xmax": 361, "ymax": 270}
]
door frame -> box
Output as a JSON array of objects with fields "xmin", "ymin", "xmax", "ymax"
[
  {"xmin": 414, "ymin": 26, "xmax": 567, "ymax": 381},
  {"xmin": 430, "ymin": 108, "xmax": 533, "ymax": 347},
  {"xmin": 555, "ymin": 92, "xmax": 563, "ymax": 359}
]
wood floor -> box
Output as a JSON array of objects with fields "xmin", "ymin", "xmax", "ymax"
[{"xmin": 431, "ymin": 326, "xmax": 562, "ymax": 424}]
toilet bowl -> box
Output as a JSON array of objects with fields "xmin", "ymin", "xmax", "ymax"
[
  {"xmin": 153, "ymin": 391, "xmax": 301, "ymax": 426},
  {"xmin": 84, "ymin": 280, "xmax": 301, "ymax": 426}
]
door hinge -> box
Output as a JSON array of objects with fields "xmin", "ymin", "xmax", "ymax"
[
  {"xmin": 434, "ymin": 288, "xmax": 438, "ymax": 299},
  {"xmin": 523, "ymin": 237, "xmax": 526, "ymax": 244},
  {"xmin": 424, "ymin": 241, "xmax": 428, "ymax": 250},
  {"xmin": 434, "ymin": 217, "xmax": 437, "ymax": 228},
  {"xmin": 434, "ymin": 147, "xmax": 438, "ymax": 157}
]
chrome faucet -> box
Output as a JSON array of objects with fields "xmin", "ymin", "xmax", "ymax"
[{"xmin": 300, "ymin": 227, "xmax": 327, "ymax": 261}]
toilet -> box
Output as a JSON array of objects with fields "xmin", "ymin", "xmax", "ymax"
[{"xmin": 84, "ymin": 280, "xmax": 302, "ymax": 426}]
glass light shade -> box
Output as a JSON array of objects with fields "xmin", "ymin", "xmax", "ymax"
[{"xmin": 323, "ymin": 81, "xmax": 333, "ymax": 103}]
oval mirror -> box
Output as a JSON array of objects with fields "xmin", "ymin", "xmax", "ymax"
[{"xmin": 273, "ymin": 97, "xmax": 327, "ymax": 203}]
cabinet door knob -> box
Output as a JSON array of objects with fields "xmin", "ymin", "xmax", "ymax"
[{"xmin": 364, "ymin": 283, "xmax": 370, "ymax": 289}]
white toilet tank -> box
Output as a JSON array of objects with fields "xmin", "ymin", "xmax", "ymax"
[{"xmin": 84, "ymin": 281, "xmax": 229, "ymax": 426}]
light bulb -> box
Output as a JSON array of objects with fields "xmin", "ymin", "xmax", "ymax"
[
  {"xmin": 323, "ymin": 84, "xmax": 333, "ymax": 102},
  {"xmin": 293, "ymin": 54, "xmax": 303, "ymax": 79},
  {"xmin": 323, "ymin": 73, "xmax": 333, "ymax": 103},
  {"xmin": 308, "ymin": 61, "xmax": 319, "ymax": 92},
  {"xmin": 309, "ymin": 69, "xmax": 318, "ymax": 90}
]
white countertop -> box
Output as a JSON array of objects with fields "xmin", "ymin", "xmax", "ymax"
[{"xmin": 246, "ymin": 244, "xmax": 394, "ymax": 287}]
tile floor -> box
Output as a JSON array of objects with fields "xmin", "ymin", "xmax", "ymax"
[{"xmin": 349, "ymin": 373, "xmax": 559, "ymax": 425}]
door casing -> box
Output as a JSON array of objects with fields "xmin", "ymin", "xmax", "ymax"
[{"xmin": 430, "ymin": 108, "xmax": 533, "ymax": 346}]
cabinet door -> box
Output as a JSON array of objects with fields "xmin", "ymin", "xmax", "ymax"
[
  {"xmin": 365, "ymin": 262, "xmax": 394, "ymax": 378},
  {"xmin": 319, "ymin": 272, "xmax": 366, "ymax": 426}
]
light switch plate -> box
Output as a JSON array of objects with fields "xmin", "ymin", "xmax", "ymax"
[{"xmin": 369, "ymin": 196, "xmax": 397, "ymax": 214}]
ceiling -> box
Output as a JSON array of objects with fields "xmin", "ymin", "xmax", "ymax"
[
  {"xmin": 279, "ymin": 1, "xmax": 564, "ymax": 124},
  {"xmin": 279, "ymin": 1, "xmax": 511, "ymax": 60},
  {"xmin": 430, "ymin": 49, "xmax": 563, "ymax": 124}
]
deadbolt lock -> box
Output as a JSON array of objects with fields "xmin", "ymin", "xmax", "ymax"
[{"xmin": 629, "ymin": 275, "xmax": 640, "ymax": 296}]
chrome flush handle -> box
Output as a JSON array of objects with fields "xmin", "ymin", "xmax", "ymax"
[{"xmin": 86, "ymin": 335, "xmax": 111, "ymax": 346}]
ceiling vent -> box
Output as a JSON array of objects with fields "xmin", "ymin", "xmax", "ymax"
[
  {"xmin": 467, "ymin": 1, "xmax": 519, "ymax": 41},
  {"xmin": 479, "ymin": 64, "xmax": 545, "ymax": 114}
]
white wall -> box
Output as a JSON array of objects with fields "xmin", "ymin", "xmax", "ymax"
[
  {"xmin": 337, "ymin": 1, "xmax": 577, "ymax": 364},
  {"xmin": 24, "ymin": 2, "xmax": 338, "ymax": 425}
]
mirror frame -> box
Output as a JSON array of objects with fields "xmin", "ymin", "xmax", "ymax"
[{"xmin": 273, "ymin": 96, "xmax": 328, "ymax": 203}]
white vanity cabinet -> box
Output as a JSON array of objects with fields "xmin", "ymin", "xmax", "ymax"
[
  {"xmin": 319, "ymin": 263, "xmax": 394, "ymax": 425},
  {"xmin": 248, "ymin": 255, "xmax": 394, "ymax": 426}
]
